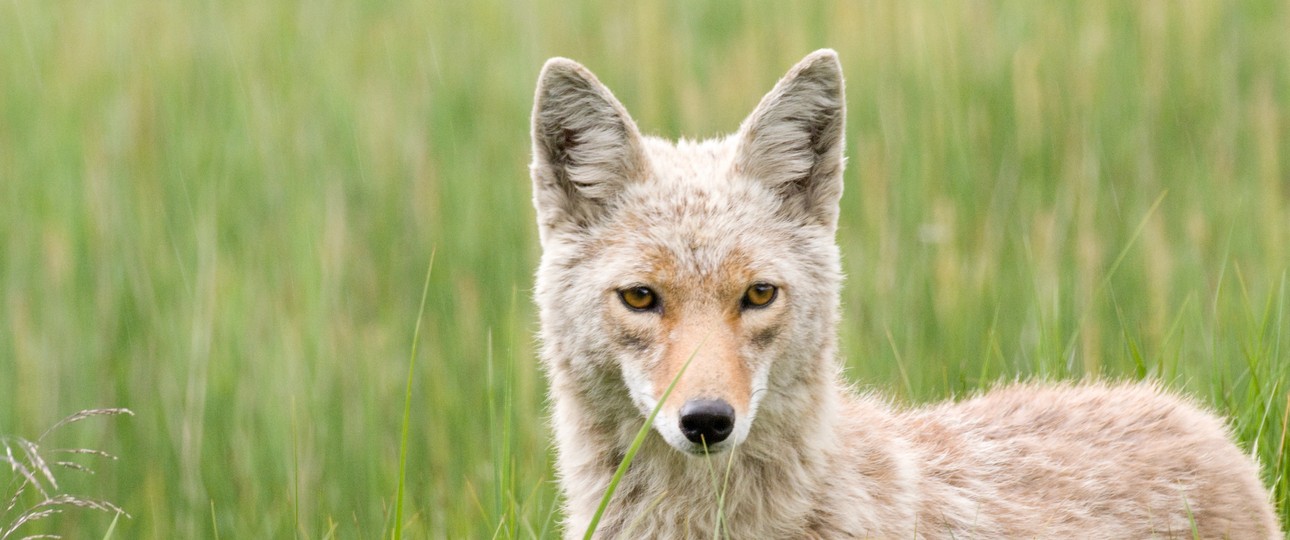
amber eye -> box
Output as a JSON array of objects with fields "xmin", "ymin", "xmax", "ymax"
[
  {"xmin": 743, "ymin": 283, "xmax": 777, "ymax": 308},
  {"xmin": 619, "ymin": 286, "xmax": 658, "ymax": 311}
]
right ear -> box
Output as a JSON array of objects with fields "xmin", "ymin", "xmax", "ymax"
[
  {"xmin": 530, "ymin": 58, "xmax": 647, "ymax": 242},
  {"xmin": 733, "ymin": 50, "xmax": 846, "ymax": 230}
]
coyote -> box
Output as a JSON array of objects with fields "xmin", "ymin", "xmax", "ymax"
[{"xmin": 529, "ymin": 49, "xmax": 1280, "ymax": 538}]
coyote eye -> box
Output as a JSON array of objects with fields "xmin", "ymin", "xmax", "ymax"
[
  {"xmin": 619, "ymin": 286, "xmax": 658, "ymax": 311},
  {"xmin": 743, "ymin": 283, "xmax": 777, "ymax": 308}
]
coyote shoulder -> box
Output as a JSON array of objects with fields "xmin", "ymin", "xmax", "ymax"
[{"xmin": 529, "ymin": 49, "xmax": 1280, "ymax": 538}]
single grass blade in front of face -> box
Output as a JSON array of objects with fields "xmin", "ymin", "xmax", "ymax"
[{"xmin": 582, "ymin": 337, "xmax": 705, "ymax": 540}]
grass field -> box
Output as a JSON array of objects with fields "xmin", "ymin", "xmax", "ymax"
[{"xmin": 1, "ymin": 1, "xmax": 1288, "ymax": 537}]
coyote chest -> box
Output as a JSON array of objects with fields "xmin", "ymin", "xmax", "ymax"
[{"xmin": 529, "ymin": 50, "xmax": 1280, "ymax": 539}]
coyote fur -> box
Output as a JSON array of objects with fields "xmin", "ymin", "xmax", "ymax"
[{"xmin": 529, "ymin": 49, "xmax": 1281, "ymax": 538}]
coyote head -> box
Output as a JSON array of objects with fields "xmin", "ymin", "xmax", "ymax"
[{"xmin": 531, "ymin": 51, "xmax": 845, "ymax": 455}]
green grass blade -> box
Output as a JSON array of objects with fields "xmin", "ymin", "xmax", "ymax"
[
  {"xmin": 393, "ymin": 249, "xmax": 436, "ymax": 540},
  {"xmin": 713, "ymin": 442, "xmax": 737, "ymax": 540},
  {"xmin": 1060, "ymin": 191, "xmax": 1168, "ymax": 365},
  {"xmin": 210, "ymin": 500, "xmax": 220, "ymax": 540},
  {"xmin": 101, "ymin": 511, "xmax": 121, "ymax": 540},
  {"xmin": 582, "ymin": 338, "xmax": 704, "ymax": 539},
  {"xmin": 292, "ymin": 396, "xmax": 300, "ymax": 540}
]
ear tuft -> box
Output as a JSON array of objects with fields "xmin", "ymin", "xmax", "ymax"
[
  {"xmin": 530, "ymin": 58, "xmax": 645, "ymax": 241},
  {"xmin": 735, "ymin": 49, "xmax": 846, "ymax": 228}
]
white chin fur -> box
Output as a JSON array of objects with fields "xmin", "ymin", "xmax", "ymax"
[
  {"xmin": 651, "ymin": 410, "xmax": 752, "ymax": 455},
  {"xmin": 625, "ymin": 380, "xmax": 755, "ymax": 454},
  {"xmin": 620, "ymin": 362, "xmax": 768, "ymax": 456}
]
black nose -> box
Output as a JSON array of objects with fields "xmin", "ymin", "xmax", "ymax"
[{"xmin": 678, "ymin": 399, "xmax": 736, "ymax": 445}]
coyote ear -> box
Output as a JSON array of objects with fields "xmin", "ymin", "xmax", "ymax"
[
  {"xmin": 734, "ymin": 49, "xmax": 846, "ymax": 229},
  {"xmin": 530, "ymin": 58, "xmax": 647, "ymax": 241}
]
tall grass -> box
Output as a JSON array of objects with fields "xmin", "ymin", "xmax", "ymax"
[
  {"xmin": 0, "ymin": 1, "xmax": 1286, "ymax": 537},
  {"xmin": 0, "ymin": 409, "xmax": 133, "ymax": 539},
  {"xmin": 393, "ymin": 250, "xmax": 434, "ymax": 540}
]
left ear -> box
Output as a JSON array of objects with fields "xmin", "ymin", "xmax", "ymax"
[{"xmin": 734, "ymin": 49, "xmax": 846, "ymax": 229}]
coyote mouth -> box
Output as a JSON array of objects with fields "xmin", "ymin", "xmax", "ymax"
[{"xmin": 676, "ymin": 439, "xmax": 734, "ymax": 456}]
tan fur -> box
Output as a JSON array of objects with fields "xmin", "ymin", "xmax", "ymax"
[
  {"xmin": 530, "ymin": 50, "xmax": 1281, "ymax": 539},
  {"xmin": 655, "ymin": 310, "xmax": 751, "ymax": 417}
]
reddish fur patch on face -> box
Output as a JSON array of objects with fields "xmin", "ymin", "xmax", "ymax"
[
  {"xmin": 612, "ymin": 225, "xmax": 766, "ymax": 417},
  {"xmin": 649, "ymin": 251, "xmax": 759, "ymax": 416},
  {"xmin": 656, "ymin": 313, "xmax": 751, "ymax": 415}
]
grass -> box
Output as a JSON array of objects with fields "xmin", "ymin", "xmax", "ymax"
[
  {"xmin": 0, "ymin": 0, "xmax": 1287, "ymax": 537},
  {"xmin": 392, "ymin": 250, "xmax": 435, "ymax": 540},
  {"xmin": 0, "ymin": 409, "xmax": 133, "ymax": 539},
  {"xmin": 583, "ymin": 340, "xmax": 698, "ymax": 539}
]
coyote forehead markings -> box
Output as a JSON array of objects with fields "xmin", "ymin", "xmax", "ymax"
[{"xmin": 530, "ymin": 49, "xmax": 1281, "ymax": 538}]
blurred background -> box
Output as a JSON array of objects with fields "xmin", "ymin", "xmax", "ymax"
[{"xmin": 1, "ymin": 1, "xmax": 1287, "ymax": 537}]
